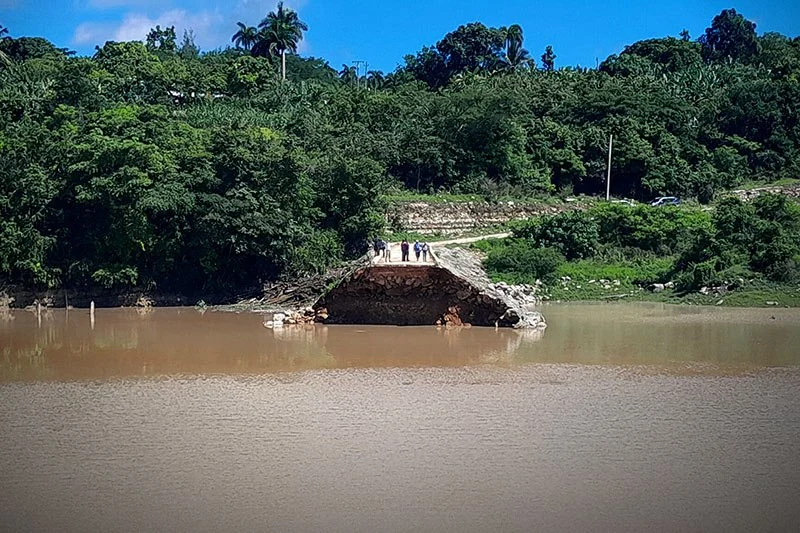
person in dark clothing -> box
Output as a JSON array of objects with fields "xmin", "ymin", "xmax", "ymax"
[
  {"xmin": 413, "ymin": 240, "xmax": 421, "ymax": 261},
  {"xmin": 401, "ymin": 239, "xmax": 410, "ymax": 261},
  {"xmin": 373, "ymin": 238, "xmax": 380, "ymax": 257}
]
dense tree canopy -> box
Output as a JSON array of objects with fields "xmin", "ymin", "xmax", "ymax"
[
  {"xmin": 1, "ymin": 9, "xmax": 799, "ymax": 296},
  {"xmin": 700, "ymin": 8, "xmax": 760, "ymax": 63}
]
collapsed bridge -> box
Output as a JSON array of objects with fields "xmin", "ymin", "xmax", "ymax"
[{"xmin": 313, "ymin": 245, "xmax": 546, "ymax": 328}]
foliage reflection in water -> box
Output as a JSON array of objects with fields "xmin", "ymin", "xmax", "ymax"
[{"xmin": 2, "ymin": 303, "xmax": 799, "ymax": 382}]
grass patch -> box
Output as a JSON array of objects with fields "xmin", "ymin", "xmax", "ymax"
[
  {"xmin": 557, "ymin": 257, "xmax": 674, "ymax": 285},
  {"xmin": 544, "ymin": 259, "xmax": 667, "ymax": 301},
  {"xmin": 675, "ymin": 280, "xmax": 800, "ymax": 307}
]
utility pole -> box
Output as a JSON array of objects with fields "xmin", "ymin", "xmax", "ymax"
[
  {"xmin": 352, "ymin": 60, "xmax": 367, "ymax": 89},
  {"xmin": 606, "ymin": 134, "xmax": 613, "ymax": 201}
]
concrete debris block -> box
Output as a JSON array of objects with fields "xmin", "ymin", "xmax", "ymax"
[
  {"xmin": 650, "ymin": 283, "xmax": 665, "ymax": 293},
  {"xmin": 766, "ymin": 301, "xmax": 779, "ymax": 306}
]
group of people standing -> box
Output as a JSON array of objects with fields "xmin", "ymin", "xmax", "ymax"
[{"xmin": 373, "ymin": 238, "xmax": 430, "ymax": 263}]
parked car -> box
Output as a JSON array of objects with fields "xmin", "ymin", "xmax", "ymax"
[{"xmin": 650, "ymin": 196, "xmax": 680, "ymax": 207}]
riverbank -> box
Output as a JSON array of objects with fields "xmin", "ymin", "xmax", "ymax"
[
  {"xmin": 465, "ymin": 246, "xmax": 800, "ymax": 308},
  {"xmin": 543, "ymin": 277, "xmax": 800, "ymax": 307},
  {"xmin": 464, "ymin": 191, "xmax": 800, "ymax": 308},
  {"xmin": 4, "ymin": 186, "xmax": 799, "ymax": 314}
]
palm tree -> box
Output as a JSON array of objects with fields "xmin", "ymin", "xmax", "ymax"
[
  {"xmin": 338, "ymin": 64, "xmax": 358, "ymax": 85},
  {"xmin": 255, "ymin": 1, "xmax": 308, "ymax": 81},
  {"xmin": 231, "ymin": 22, "xmax": 258, "ymax": 51},
  {"xmin": 502, "ymin": 24, "xmax": 533, "ymax": 71},
  {"xmin": 366, "ymin": 70, "xmax": 385, "ymax": 90}
]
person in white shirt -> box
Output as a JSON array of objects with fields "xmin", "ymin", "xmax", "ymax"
[{"xmin": 384, "ymin": 241, "xmax": 392, "ymax": 262}]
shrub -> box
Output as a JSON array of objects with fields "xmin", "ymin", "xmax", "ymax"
[
  {"xmin": 750, "ymin": 227, "xmax": 800, "ymax": 275},
  {"xmin": 90, "ymin": 266, "xmax": 138, "ymax": 289},
  {"xmin": 675, "ymin": 259, "xmax": 718, "ymax": 292},
  {"xmin": 484, "ymin": 240, "xmax": 565, "ymax": 282},
  {"xmin": 697, "ymin": 183, "xmax": 715, "ymax": 205},
  {"xmin": 592, "ymin": 203, "xmax": 711, "ymax": 254},
  {"xmin": 514, "ymin": 211, "xmax": 599, "ymax": 260},
  {"xmin": 765, "ymin": 257, "xmax": 800, "ymax": 283},
  {"xmin": 290, "ymin": 229, "xmax": 344, "ymax": 276},
  {"xmin": 752, "ymin": 193, "xmax": 800, "ymax": 228}
]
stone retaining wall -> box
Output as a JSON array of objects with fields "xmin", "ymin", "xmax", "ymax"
[
  {"xmin": 388, "ymin": 200, "xmax": 579, "ymax": 235},
  {"xmin": 728, "ymin": 183, "xmax": 800, "ymax": 202}
]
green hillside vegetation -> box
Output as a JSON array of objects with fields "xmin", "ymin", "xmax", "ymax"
[
  {"xmin": 1, "ymin": 8, "xmax": 799, "ymax": 298},
  {"xmin": 474, "ymin": 193, "xmax": 800, "ymax": 305}
]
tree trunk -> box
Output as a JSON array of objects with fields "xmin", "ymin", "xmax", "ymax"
[{"xmin": 281, "ymin": 50, "xmax": 286, "ymax": 81}]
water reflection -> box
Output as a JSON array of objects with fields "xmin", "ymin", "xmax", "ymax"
[
  {"xmin": 1, "ymin": 303, "xmax": 800, "ymax": 382},
  {"xmin": 0, "ymin": 309, "xmax": 548, "ymax": 382}
]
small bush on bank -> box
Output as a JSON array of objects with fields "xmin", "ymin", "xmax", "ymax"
[
  {"xmin": 675, "ymin": 259, "xmax": 718, "ymax": 292},
  {"xmin": 591, "ymin": 203, "xmax": 712, "ymax": 254},
  {"xmin": 513, "ymin": 211, "xmax": 599, "ymax": 260},
  {"xmin": 765, "ymin": 257, "xmax": 800, "ymax": 283},
  {"xmin": 482, "ymin": 240, "xmax": 565, "ymax": 283}
]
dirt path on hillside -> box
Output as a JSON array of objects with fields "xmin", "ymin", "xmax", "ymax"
[{"xmin": 433, "ymin": 233, "xmax": 511, "ymax": 245}]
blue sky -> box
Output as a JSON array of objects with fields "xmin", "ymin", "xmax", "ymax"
[{"xmin": 1, "ymin": 1, "xmax": 798, "ymax": 72}]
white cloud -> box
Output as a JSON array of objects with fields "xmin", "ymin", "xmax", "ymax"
[
  {"xmin": 73, "ymin": 22, "xmax": 109, "ymax": 45},
  {"xmin": 74, "ymin": 8, "xmax": 222, "ymax": 48},
  {"xmin": 232, "ymin": 0, "xmax": 307, "ymax": 22},
  {"xmin": 116, "ymin": 10, "xmax": 220, "ymax": 43},
  {"xmin": 73, "ymin": 1, "xmax": 311, "ymax": 53},
  {"xmin": 87, "ymin": 0, "xmax": 167, "ymax": 7}
]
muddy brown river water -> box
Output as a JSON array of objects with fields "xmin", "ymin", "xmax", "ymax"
[{"xmin": 1, "ymin": 303, "xmax": 799, "ymax": 532}]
